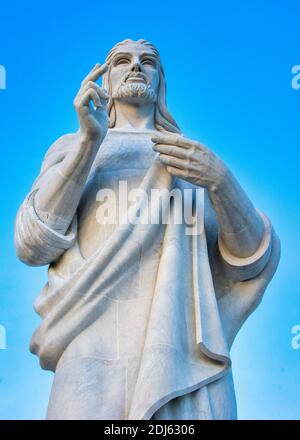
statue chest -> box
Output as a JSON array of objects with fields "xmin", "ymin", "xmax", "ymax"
[{"xmin": 77, "ymin": 131, "xmax": 156, "ymax": 259}]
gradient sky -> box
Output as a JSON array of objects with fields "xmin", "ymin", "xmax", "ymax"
[{"xmin": 0, "ymin": 0, "xmax": 299, "ymax": 419}]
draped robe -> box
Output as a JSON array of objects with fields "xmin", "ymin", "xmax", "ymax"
[{"xmin": 15, "ymin": 129, "xmax": 280, "ymax": 419}]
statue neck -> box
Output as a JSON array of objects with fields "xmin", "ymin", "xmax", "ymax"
[{"xmin": 113, "ymin": 100, "xmax": 156, "ymax": 131}]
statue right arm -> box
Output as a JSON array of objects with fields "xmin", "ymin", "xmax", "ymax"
[
  {"xmin": 33, "ymin": 131, "xmax": 102, "ymax": 235},
  {"xmin": 14, "ymin": 132, "xmax": 97, "ymax": 266},
  {"xmin": 15, "ymin": 63, "xmax": 109, "ymax": 266}
]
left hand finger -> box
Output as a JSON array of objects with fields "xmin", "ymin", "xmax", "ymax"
[
  {"xmin": 159, "ymin": 154, "xmax": 188, "ymax": 169},
  {"xmin": 151, "ymin": 133, "xmax": 203, "ymax": 150},
  {"xmin": 165, "ymin": 166, "xmax": 188, "ymax": 179},
  {"xmin": 153, "ymin": 143, "xmax": 188, "ymax": 159}
]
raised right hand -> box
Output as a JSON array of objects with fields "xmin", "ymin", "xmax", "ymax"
[{"xmin": 73, "ymin": 63, "xmax": 109, "ymax": 143}]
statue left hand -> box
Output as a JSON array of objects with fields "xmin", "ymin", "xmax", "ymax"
[{"xmin": 151, "ymin": 133, "xmax": 228, "ymax": 191}]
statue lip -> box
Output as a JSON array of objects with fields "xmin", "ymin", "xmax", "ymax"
[{"xmin": 125, "ymin": 73, "xmax": 147, "ymax": 83}]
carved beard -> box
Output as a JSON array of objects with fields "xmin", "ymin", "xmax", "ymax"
[{"xmin": 112, "ymin": 82, "xmax": 157, "ymax": 104}]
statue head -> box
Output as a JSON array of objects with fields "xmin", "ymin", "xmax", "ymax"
[{"xmin": 102, "ymin": 39, "xmax": 180, "ymax": 133}]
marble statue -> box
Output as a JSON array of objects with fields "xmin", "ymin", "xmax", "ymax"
[{"xmin": 15, "ymin": 39, "xmax": 280, "ymax": 420}]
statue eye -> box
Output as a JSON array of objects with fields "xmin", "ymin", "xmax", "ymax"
[
  {"xmin": 142, "ymin": 58, "xmax": 155, "ymax": 66},
  {"xmin": 116, "ymin": 58, "xmax": 130, "ymax": 65}
]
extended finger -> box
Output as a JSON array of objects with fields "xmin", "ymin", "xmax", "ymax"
[
  {"xmin": 81, "ymin": 63, "xmax": 108, "ymax": 87},
  {"xmin": 153, "ymin": 143, "xmax": 188, "ymax": 159}
]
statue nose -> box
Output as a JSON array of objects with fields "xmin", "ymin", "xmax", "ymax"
[{"xmin": 131, "ymin": 63, "xmax": 141, "ymax": 72}]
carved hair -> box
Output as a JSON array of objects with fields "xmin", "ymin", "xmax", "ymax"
[{"xmin": 102, "ymin": 39, "xmax": 181, "ymax": 134}]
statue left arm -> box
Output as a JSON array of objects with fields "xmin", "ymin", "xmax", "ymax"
[
  {"xmin": 151, "ymin": 133, "xmax": 271, "ymax": 269},
  {"xmin": 203, "ymin": 167, "xmax": 265, "ymax": 258}
]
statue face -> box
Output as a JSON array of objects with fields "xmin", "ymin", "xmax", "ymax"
[{"xmin": 109, "ymin": 42, "xmax": 160, "ymax": 105}]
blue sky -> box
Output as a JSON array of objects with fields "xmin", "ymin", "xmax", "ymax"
[{"xmin": 0, "ymin": 0, "xmax": 299, "ymax": 419}]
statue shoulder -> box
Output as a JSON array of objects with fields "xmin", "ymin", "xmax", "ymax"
[
  {"xmin": 30, "ymin": 132, "xmax": 79, "ymax": 191},
  {"xmin": 41, "ymin": 132, "xmax": 78, "ymax": 171}
]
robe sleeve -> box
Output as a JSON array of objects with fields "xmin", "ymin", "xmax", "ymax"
[
  {"xmin": 217, "ymin": 210, "xmax": 273, "ymax": 282},
  {"xmin": 14, "ymin": 133, "xmax": 78, "ymax": 267}
]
